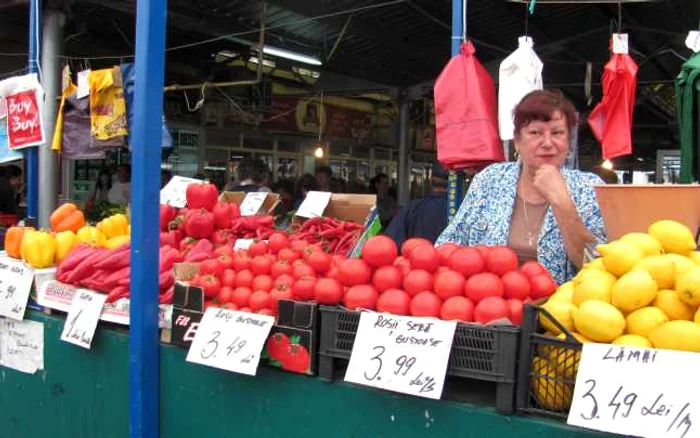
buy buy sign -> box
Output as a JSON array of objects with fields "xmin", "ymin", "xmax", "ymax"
[{"xmin": 5, "ymin": 90, "xmax": 44, "ymax": 149}]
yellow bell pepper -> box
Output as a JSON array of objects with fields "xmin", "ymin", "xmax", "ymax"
[
  {"xmin": 20, "ymin": 228, "xmax": 37, "ymax": 261},
  {"xmin": 105, "ymin": 235, "xmax": 130, "ymax": 250},
  {"xmin": 54, "ymin": 230, "xmax": 79, "ymax": 263},
  {"xmin": 22, "ymin": 231, "xmax": 56, "ymax": 268},
  {"xmin": 97, "ymin": 213, "xmax": 129, "ymax": 239},
  {"xmin": 77, "ymin": 226, "xmax": 107, "ymax": 247}
]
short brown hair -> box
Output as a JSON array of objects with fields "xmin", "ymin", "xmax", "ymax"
[{"xmin": 513, "ymin": 89, "xmax": 578, "ymax": 138}]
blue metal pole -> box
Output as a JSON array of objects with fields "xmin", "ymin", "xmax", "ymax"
[
  {"xmin": 447, "ymin": 0, "xmax": 464, "ymax": 220},
  {"xmin": 25, "ymin": 0, "xmax": 41, "ymax": 220},
  {"xmin": 129, "ymin": 0, "xmax": 167, "ymax": 436}
]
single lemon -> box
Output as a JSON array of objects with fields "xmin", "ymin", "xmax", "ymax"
[
  {"xmin": 611, "ymin": 270, "xmax": 659, "ymax": 314},
  {"xmin": 574, "ymin": 300, "xmax": 626, "ymax": 342},
  {"xmin": 530, "ymin": 356, "xmax": 573, "ymax": 411},
  {"xmin": 612, "ymin": 334, "xmax": 653, "ymax": 348},
  {"xmin": 550, "ymin": 281, "xmax": 574, "ymax": 303},
  {"xmin": 649, "ymin": 320, "xmax": 700, "ymax": 352},
  {"xmin": 687, "ymin": 251, "xmax": 700, "ymax": 265},
  {"xmin": 648, "ymin": 220, "xmax": 697, "ymax": 255},
  {"xmin": 597, "ymin": 241, "xmax": 645, "ymax": 277},
  {"xmin": 540, "ymin": 300, "xmax": 578, "ymax": 335},
  {"xmin": 620, "ymin": 233, "xmax": 663, "ymax": 257},
  {"xmin": 583, "ymin": 258, "xmax": 606, "ymax": 271},
  {"xmin": 664, "ymin": 254, "xmax": 696, "ymax": 277},
  {"xmin": 572, "ymin": 270, "xmax": 616, "ymax": 306},
  {"xmin": 633, "ymin": 255, "xmax": 675, "ymax": 290},
  {"xmin": 625, "ymin": 306, "xmax": 669, "ymax": 337},
  {"xmin": 675, "ymin": 266, "xmax": 700, "ymax": 307},
  {"xmin": 653, "ymin": 289, "xmax": 695, "ymax": 321}
]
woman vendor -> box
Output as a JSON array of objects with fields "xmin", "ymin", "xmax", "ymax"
[{"xmin": 436, "ymin": 89, "xmax": 606, "ymax": 283}]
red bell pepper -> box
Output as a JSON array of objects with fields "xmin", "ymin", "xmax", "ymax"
[
  {"xmin": 160, "ymin": 205, "xmax": 178, "ymax": 231},
  {"xmin": 186, "ymin": 183, "xmax": 218, "ymax": 211},
  {"xmin": 229, "ymin": 203, "xmax": 240, "ymax": 220},
  {"xmin": 212, "ymin": 202, "xmax": 233, "ymax": 229},
  {"xmin": 180, "ymin": 237, "xmax": 198, "ymax": 253},
  {"xmin": 211, "ymin": 229, "xmax": 231, "ymax": 245},
  {"xmin": 160, "ymin": 229, "xmax": 183, "ymax": 248},
  {"xmin": 185, "ymin": 209, "xmax": 215, "ymax": 239}
]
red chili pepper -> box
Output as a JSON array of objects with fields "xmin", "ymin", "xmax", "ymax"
[
  {"xmin": 106, "ymin": 286, "xmax": 129, "ymax": 303},
  {"xmin": 103, "ymin": 266, "xmax": 130, "ymax": 289},
  {"xmin": 159, "ymin": 248, "xmax": 179, "ymax": 273},
  {"xmin": 159, "ymin": 270, "xmax": 174, "ymax": 291},
  {"xmin": 94, "ymin": 244, "xmax": 131, "ymax": 270},
  {"xmin": 159, "ymin": 286, "xmax": 174, "ymax": 304},
  {"xmin": 65, "ymin": 249, "xmax": 108, "ymax": 284},
  {"xmin": 57, "ymin": 244, "xmax": 93, "ymax": 278}
]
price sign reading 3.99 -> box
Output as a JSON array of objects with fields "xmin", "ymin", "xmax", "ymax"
[
  {"xmin": 186, "ymin": 308, "xmax": 274, "ymax": 375},
  {"xmin": 568, "ymin": 343, "xmax": 699, "ymax": 438},
  {"xmin": 344, "ymin": 313, "xmax": 456, "ymax": 399}
]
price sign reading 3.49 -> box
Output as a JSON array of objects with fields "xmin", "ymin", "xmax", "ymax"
[
  {"xmin": 568, "ymin": 343, "xmax": 699, "ymax": 438},
  {"xmin": 186, "ymin": 308, "xmax": 274, "ymax": 375},
  {"xmin": 344, "ymin": 313, "xmax": 456, "ymax": 399}
]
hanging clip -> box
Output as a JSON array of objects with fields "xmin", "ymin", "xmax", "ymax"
[
  {"xmin": 184, "ymin": 83, "xmax": 206, "ymax": 112},
  {"xmin": 685, "ymin": 31, "xmax": 700, "ymax": 53},
  {"xmin": 612, "ymin": 34, "xmax": 628, "ymax": 55}
]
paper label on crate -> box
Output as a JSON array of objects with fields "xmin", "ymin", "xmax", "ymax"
[
  {"xmin": 295, "ymin": 191, "xmax": 332, "ymax": 218},
  {"xmin": 0, "ymin": 318, "xmax": 44, "ymax": 374},
  {"xmin": 239, "ymin": 192, "xmax": 267, "ymax": 216},
  {"xmin": 234, "ymin": 239, "xmax": 254, "ymax": 250},
  {"xmin": 160, "ymin": 176, "xmax": 204, "ymax": 208},
  {"xmin": 186, "ymin": 308, "xmax": 274, "ymax": 375},
  {"xmin": 686, "ymin": 31, "xmax": 700, "ymax": 52},
  {"xmin": 612, "ymin": 34, "xmax": 628, "ymax": 54},
  {"xmin": 0, "ymin": 256, "xmax": 35, "ymax": 321},
  {"xmin": 76, "ymin": 70, "xmax": 91, "ymax": 99},
  {"xmin": 567, "ymin": 343, "xmax": 699, "ymax": 438},
  {"xmin": 60, "ymin": 289, "xmax": 107, "ymax": 349},
  {"xmin": 344, "ymin": 312, "xmax": 456, "ymax": 399}
]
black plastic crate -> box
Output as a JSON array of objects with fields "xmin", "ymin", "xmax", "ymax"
[
  {"xmin": 318, "ymin": 306, "xmax": 520, "ymax": 413},
  {"xmin": 516, "ymin": 302, "xmax": 583, "ymax": 419}
]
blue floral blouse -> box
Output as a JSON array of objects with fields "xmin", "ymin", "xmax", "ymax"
[{"xmin": 435, "ymin": 162, "xmax": 606, "ymax": 284}]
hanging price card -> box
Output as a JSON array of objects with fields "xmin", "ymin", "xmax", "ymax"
[
  {"xmin": 568, "ymin": 343, "xmax": 699, "ymax": 438},
  {"xmin": 60, "ymin": 289, "xmax": 107, "ymax": 349},
  {"xmin": 0, "ymin": 256, "xmax": 35, "ymax": 321},
  {"xmin": 233, "ymin": 239, "xmax": 254, "ymax": 250},
  {"xmin": 186, "ymin": 308, "xmax": 274, "ymax": 375},
  {"xmin": 344, "ymin": 313, "xmax": 456, "ymax": 399},
  {"xmin": 239, "ymin": 192, "xmax": 268, "ymax": 216},
  {"xmin": 160, "ymin": 175, "xmax": 204, "ymax": 208},
  {"xmin": 295, "ymin": 191, "xmax": 332, "ymax": 218}
]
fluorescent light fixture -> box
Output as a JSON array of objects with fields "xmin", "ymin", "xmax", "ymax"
[
  {"xmin": 293, "ymin": 66, "xmax": 321, "ymax": 79},
  {"xmin": 314, "ymin": 146, "xmax": 324, "ymax": 158},
  {"xmin": 249, "ymin": 57, "xmax": 276, "ymax": 68},
  {"xmin": 260, "ymin": 45, "xmax": 322, "ymax": 66}
]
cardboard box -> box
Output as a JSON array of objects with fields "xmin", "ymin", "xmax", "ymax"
[
  {"xmin": 324, "ymin": 193, "xmax": 376, "ymax": 225},
  {"xmin": 218, "ymin": 191, "xmax": 279, "ymax": 215}
]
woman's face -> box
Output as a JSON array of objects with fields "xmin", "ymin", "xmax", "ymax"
[{"xmin": 515, "ymin": 111, "xmax": 569, "ymax": 172}]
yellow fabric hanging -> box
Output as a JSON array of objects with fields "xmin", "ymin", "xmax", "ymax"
[
  {"xmin": 51, "ymin": 66, "xmax": 76, "ymax": 152},
  {"xmin": 88, "ymin": 67, "xmax": 128, "ymax": 140}
]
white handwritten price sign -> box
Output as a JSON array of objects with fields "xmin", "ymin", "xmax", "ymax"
[
  {"xmin": 0, "ymin": 318, "xmax": 44, "ymax": 374},
  {"xmin": 239, "ymin": 192, "xmax": 268, "ymax": 216},
  {"xmin": 568, "ymin": 343, "xmax": 699, "ymax": 438},
  {"xmin": 60, "ymin": 289, "xmax": 107, "ymax": 349},
  {"xmin": 0, "ymin": 256, "xmax": 35, "ymax": 321},
  {"xmin": 295, "ymin": 191, "xmax": 332, "ymax": 219},
  {"xmin": 186, "ymin": 308, "xmax": 274, "ymax": 375},
  {"xmin": 160, "ymin": 175, "xmax": 204, "ymax": 208},
  {"xmin": 344, "ymin": 313, "xmax": 457, "ymax": 399},
  {"xmin": 233, "ymin": 239, "xmax": 255, "ymax": 251}
]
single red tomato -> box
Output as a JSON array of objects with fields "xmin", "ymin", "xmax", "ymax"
[
  {"xmin": 307, "ymin": 251, "xmax": 332, "ymax": 275},
  {"xmin": 257, "ymin": 308, "xmax": 274, "ymax": 316},
  {"xmin": 204, "ymin": 299, "xmax": 216, "ymax": 311},
  {"xmin": 216, "ymin": 254, "xmax": 233, "ymax": 270},
  {"xmin": 234, "ymin": 269, "xmax": 254, "ymax": 288},
  {"xmin": 402, "ymin": 269, "xmax": 434, "ymax": 297},
  {"xmin": 314, "ymin": 278, "xmax": 344, "ymax": 305},
  {"xmin": 372, "ymin": 266, "xmax": 403, "ymax": 292},
  {"xmin": 224, "ymin": 303, "xmax": 239, "ymax": 311},
  {"xmin": 332, "ymin": 254, "xmax": 347, "ymax": 266},
  {"xmin": 440, "ymin": 296, "xmax": 474, "ymax": 322},
  {"xmin": 303, "ymin": 243, "xmax": 324, "ymax": 259},
  {"xmin": 326, "ymin": 266, "xmax": 340, "ymax": 281},
  {"xmin": 501, "ymin": 271, "xmax": 532, "ymax": 300},
  {"xmin": 278, "ymin": 248, "xmax": 300, "ymax": 263},
  {"xmin": 376, "ymin": 289, "xmax": 411, "ymax": 316},
  {"xmin": 401, "ymin": 238, "xmax": 432, "ymax": 259},
  {"xmin": 486, "ymin": 247, "xmax": 519, "ymax": 276},
  {"xmin": 270, "ymin": 260, "xmax": 292, "ymax": 278},
  {"xmin": 249, "ymin": 240, "xmax": 269, "ymax": 257},
  {"xmin": 474, "ymin": 245, "xmax": 492, "ymax": 260},
  {"xmin": 293, "ymin": 264, "xmax": 316, "ymax": 280},
  {"xmin": 520, "ymin": 261, "xmax": 549, "ymax": 279},
  {"xmin": 240, "ymin": 306, "xmax": 252, "ymax": 313},
  {"xmin": 436, "ymin": 243, "xmax": 459, "ymax": 266},
  {"xmin": 448, "ymin": 248, "xmax": 485, "ymax": 278},
  {"xmin": 200, "ymin": 258, "xmax": 222, "ymax": 277},
  {"xmin": 251, "ymin": 255, "xmax": 272, "ymax": 276},
  {"xmin": 292, "ymin": 277, "xmax": 317, "ymax": 301},
  {"xmin": 273, "ymin": 274, "xmax": 294, "ymax": 290},
  {"xmin": 199, "ymin": 274, "xmax": 221, "ymax": 298},
  {"xmin": 231, "ymin": 287, "xmax": 252, "ymax": 307},
  {"xmin": 474, "ymin": 296, "xmax": 509, "ymax": 324},
  {"xmin": 252, "ymin": 275, "xmax": 273, "ymax": 292},
  {"xmin": 214, "ymin": 245, "xmax": 233, "ymax": 257},
  {"xmin": 233, "ymin": 253, "xmax": 252, "ymax": 271},
  {"xmin": 267, "ymin": 232, "xmax": 289, "ymax": 254},
  {"xmin": 290, "ymin": 240, "xmax": 309, "ymax": 254},
  {"xmin": 410, "ymin": 292, "xmax": 442, "ymax": 318},
  {"xmin": 393, "ymin": 256, "xmax": 411, "ymax": 276},
  {"xmin": 433, "ymin": 269, "xmax": 466, "ymax": 300},
  {"xmin": 343, "ymin": 284, "xmax": 379, "ymax": 310},
  {"xmin": 220, "ymin": 269, "xmax": 236, "ymax": 288},
  {"xmin": 269, "ymin": 288, "xmax": 294, "ymax": 313},
  {"xmin": 409, "ymin": 244, "xmax": 440, "ymax": 273},
  {"xmin": 337, "ymin": 259, "xmax": 372, "ymax": 287},
  {"xmin": 464, "ymin": 272, "xmax": 504, "ymax": 303},
  {"xmin": 217, "ymin": 286, "xmax": 234, "ymax": 304},
  {"xmin": 249, "ymin": 291, "xmax": 271, "ymax": 311},
  {"xmin": 506, "ymin": 299, "xmax": 524, "ymax": 325},
  {"xmin": 361, "ymin": 235, "xmax": 398, "ymax": 268},
  {"xmin": 530, "ymin": 274, "xmax": 557, "ymax": 299}
]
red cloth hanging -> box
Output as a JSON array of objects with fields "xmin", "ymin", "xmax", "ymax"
[
  {"xmin": 588, "ymin": 52, "xmax": 638, "ymax": 160},
  {"xmin": 434, "ymin": 41, "xmax": 504, "ymax": 171}
]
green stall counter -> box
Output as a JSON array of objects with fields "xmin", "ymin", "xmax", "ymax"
[{"xmin": 0, "ymin": 311, "xmax": 615, "ymax": 438}]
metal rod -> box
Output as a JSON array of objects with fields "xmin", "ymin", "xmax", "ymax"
[
  {"xmin": 397, "ymin": 92, "xmax": 409, "ymax": 205},
  {"xmin": 39, "ymin": 9, "xmax": 64, "ymax": 227},
  {"xmin": 447, "ymin": 0, "xmax": 464, "ymax": 221},
  {"xmin": 129, "ymin": 0, "xmax": 167, "ymax": 435},
  {"xmin": 25, "ymin": 0, "xmax": 41, "ymax": 221}
]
